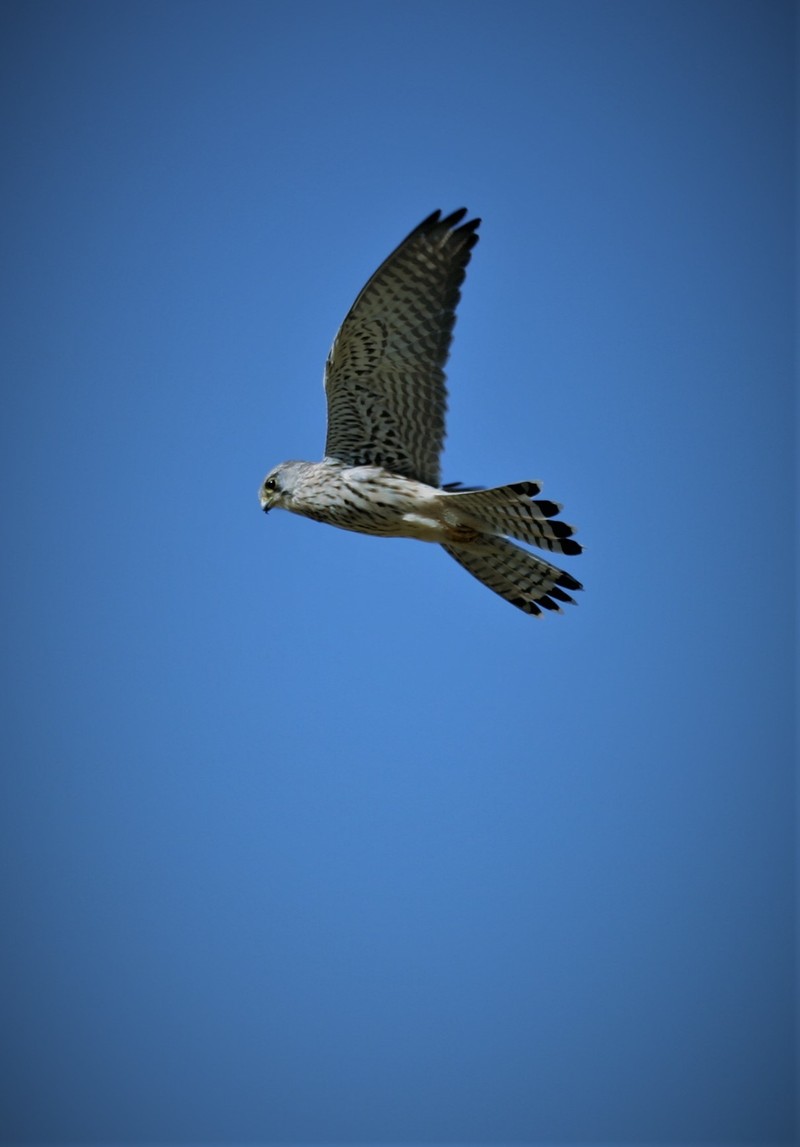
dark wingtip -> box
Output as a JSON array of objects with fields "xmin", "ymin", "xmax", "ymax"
[
  {"xmin": 549, "ymin": 586, "xmax": 576, "ymax": 605},
  {"xmin": 441, "ymin": 207, "xmax": 468, "ymax": 227},
  {"xmin": 422, "ymin": 207, "xmax": 481, "ymax": 249},
  {"xmin": 559, "ymin": 538, "xmax": 583, "ymax": 556},
  {"xmin": 441, "ymin": 480, "xmax": 484, "ymax": 492},
  {"xmin": 419, "ymin": 208, "xmax": 443, "ymax": 228},
  {"xmin": 538, "ymin": 596, "xmax": 561, "ymax": 612}
]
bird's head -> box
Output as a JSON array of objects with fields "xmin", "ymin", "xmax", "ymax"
[{"xmin": 258, "ymin": 461, "xmax": 303, "ymax": 513}]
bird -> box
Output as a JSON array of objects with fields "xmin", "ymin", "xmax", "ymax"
[{"xmin": 259, "ymin": 208, "xmax": 582, "ymax": 616}]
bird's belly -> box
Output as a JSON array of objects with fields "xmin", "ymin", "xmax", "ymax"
[
  {"xmin": 395, "ymin": 511, "xmax": 447, "ymax": 542},
  {"xmin": 295, "ymin": 466, "xmax": 473, "ymax": 543},
  {"xmin": 319, "ymin": 507, "xmax": 446, "ymax": 542},
  {"xmin": 321, "ymin": 505, "xmax": 478, "ymax": 546}
]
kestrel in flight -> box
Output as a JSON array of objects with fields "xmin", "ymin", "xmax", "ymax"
[{"xmin": 259, "ymin": 208, "xmax": 582, "ymax": 615}]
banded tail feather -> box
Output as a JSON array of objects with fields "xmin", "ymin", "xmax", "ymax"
[
  {"xmin": 442, "ymin": 536, "xmax": 582, "ymax": 617},
  {"xmin": 441, "ymin": 481, "xmax": 582, "ymax": 556}
]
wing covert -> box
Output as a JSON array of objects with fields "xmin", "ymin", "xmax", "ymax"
[{"xmin": 323, "ymin": 208, "xmax": 480, "ymax": 487}]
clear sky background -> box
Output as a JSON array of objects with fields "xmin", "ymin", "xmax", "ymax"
[{"xmin": 0, "ymin": 1, "xmax": 796, "ymax": 1143}]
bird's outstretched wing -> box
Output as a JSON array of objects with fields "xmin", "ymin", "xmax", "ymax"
[{"xmin": 323, "ymin": 208, "xmax": 480, "ymax": 487}]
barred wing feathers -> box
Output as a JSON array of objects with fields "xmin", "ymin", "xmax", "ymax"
[{"xmin": 323, "ymin": 208, "xmax": 480, "ymax": 487}]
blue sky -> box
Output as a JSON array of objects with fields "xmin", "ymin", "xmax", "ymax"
[{"xmin": 0, "ymin": 1, "xmax": 796, "ymax": 1142}]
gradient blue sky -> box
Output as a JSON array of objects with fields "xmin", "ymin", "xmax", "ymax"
[{"xmin": 1, "ymin": 1, "xmax": 796, "ymax": 1143}]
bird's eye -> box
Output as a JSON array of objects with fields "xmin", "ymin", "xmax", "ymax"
[{"xmin": 265, "ymin": 478, "xmax": 277, "ymax": 492}]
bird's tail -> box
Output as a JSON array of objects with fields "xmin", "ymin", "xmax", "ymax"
[
  {"xmin": 440, "ymin": 481, "xmax": 581, "ymax": 556},
  {"xmin": 442, "ymin": 535, "xmax": 582, "ymax": 616}
]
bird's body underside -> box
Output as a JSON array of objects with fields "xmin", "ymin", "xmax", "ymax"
[{"xmin": 259, "ymin": 208, "xmax": 582, "ymax": 616}]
